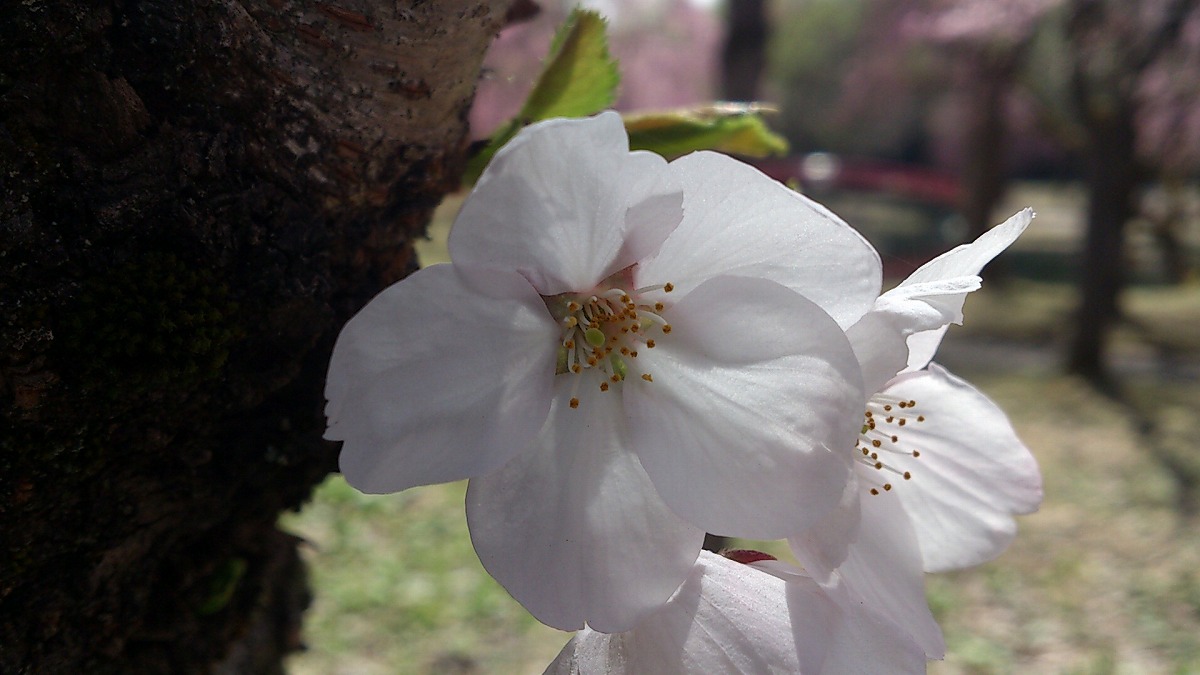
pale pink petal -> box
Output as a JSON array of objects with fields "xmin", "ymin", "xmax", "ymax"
[
  {"xmin": 805, "ymin": 488, "xmax": 946, "ymax": 658},
  {"xmin": 815, "ymin": 576, "xmax": 928, "ymax": 674},
  {"xmin": 543, "ymin": 552, "xmax": 823, "ymax": 674},
  {"xmin": 902, "ymin": 209, "xmax": 1033, "ymax": 286},
  {"xmin": 897, "ymin": 208, "xmax": 1032, "ymax": 370},
  {"xmin": 450, "ymin": 112, "xmax": 681, "ymax": 295},
  {"xmin": 845, "ymin": 310, "xmax": 913, "ymax": 397},
  {"xmin": 545, "ymin": 552, "xmax": 926, "ymax": 674},
  {"xmin": 874, "ymin": 276, "xmax": 983, "ymax": 332},
  {"xmin": 625, "ymin": 275, "xmax": 862, "ymax": 540},
  {"xmin": 326, "ymin": 265, "xmax": 558, "ymax": 492},
  {"xmin": 905, "ymin": 325, "xmax": 953, "ymax": 373},
  {"xmin": 616, "ymin": 190, "xmax": 685, "ymax": 271},
  {"xmin": 466, "ymin": 382, "xmax": 705, "ymax": 633},
  {"xmin": 635, "ymin": 151, "xmax": 882, "ymax": 329},
  {"xmin": 787, "ymin": 474, "xmax": 862, "ymax": 583},
  {"xmin": 878, "ymin": 365, "xmax": 1043, "ymax": 572}
]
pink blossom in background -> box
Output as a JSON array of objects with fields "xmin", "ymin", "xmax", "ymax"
[
  {"xmin": 1135, "ymin": 8, "xmax": 1200, "ymax": 174},
  {"xmin": 469, "ymin": 0, "xmax": 720, "ymax": 139},
  {"xmin": 905, "ymin": 0, "xmax": 1062, "ymax": 47}
]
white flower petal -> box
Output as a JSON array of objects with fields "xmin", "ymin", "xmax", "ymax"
[
  {"xmin": 905, "ymin": 325, "xmax": 952, "ymax": 373},
  {"xmin": 845, "ymin": 310, "xmax": 914, "ymax": 397},
  {"xmin": 895, "ymin": 208, "xmax": 1032, "ymax": 370},
  {"xmin": 805, "ymin": 489, "xmax": 946, "ymax": 658},
  {"xmin": 326, "ymin": 265, "xmax": 558, "ymax": 492},
  {"xmin": 543, "ymin": 552, "xmax": 824, "ymax": 674},
  {"xmin": 875, "ymin": 276, "xmax": 983, "ymax": 331},
  {"xmin": 616, "ymin": 190, "xmax": 685, "ymax": 271},
  {"xmin": 787, "ymin": 474, "xmax": 862, "ymax": 584},
  {"xmin": 636, "ymin": 151, "xmax": 882, "ymax": 329},
  {"xmin": 815, "ymin": 576, "xmax": 929, "ymax": 674},
  {"xmin": 626, "ymin": 275, "xmax": 862, "ymax": 540},
  {"xmin": 902, "ymin": 208, "xmax": 1033, "ymax": 286},
  {"xmin": 450, "ymin": 112, "xmax": 681, "ymax": 295},
  {"xmin": 879, "ymin": 365, "xmax": 1043, "ymax": 572},
  {"xmin": 544, "ymin": 552, "xmax": 926, "ymax": 675},
  {"xmin": 466, "ymin": 382, "xmax": 705, "ymax": 633}
]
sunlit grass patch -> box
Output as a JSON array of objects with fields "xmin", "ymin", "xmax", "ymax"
[
  {"xmin": 282, "ymin": 477, "xmax": 567, "ymax": 674},
  {"xmin": 927, "ymin": 372, "xmax": 1200, "ymax": 674}
]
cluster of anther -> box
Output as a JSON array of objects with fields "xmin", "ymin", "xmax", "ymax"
[
  {"xmin": 546, "ymin": 280, "xmax": 675, "ymax": 409},
  {"xmin": 856, "ymin": 396, "xmax": 925, "ymax": 495}
]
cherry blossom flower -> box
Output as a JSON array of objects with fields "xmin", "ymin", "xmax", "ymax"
[
  {"xmin": 543, "ymin": 550, "xmax": 926, "ymax": 674},
  {"xmin": 324, "ymin": 112, "xmax": 883, "ymax": 632},
  {"xmin": 789, "ymin": 210, "xmax": 1044, "ymax": 657}
]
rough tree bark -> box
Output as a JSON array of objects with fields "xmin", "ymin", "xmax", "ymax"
[{"xmin": 0, "ymin": 1, "xmax": 510, "ymax": 672}]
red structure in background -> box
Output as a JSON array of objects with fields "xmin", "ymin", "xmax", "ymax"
[
  {"xmin": 755, "ymin": 154, "xmax": 964, "ymax": 278},
  {"xmin": 756, "ymin": 153, "xmax": 961, "ymax": 206}
]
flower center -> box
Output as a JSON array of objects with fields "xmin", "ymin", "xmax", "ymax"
[
  {"xmin": 856, "ymin": 395, "xmax": 925, "ymax": 495},
  {"xmin": 543, "ymin": 276, "xmax": 675, "ymax": 409}
]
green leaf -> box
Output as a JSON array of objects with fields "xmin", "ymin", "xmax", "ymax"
[
  {"xmin": 520, "ymin": 9, "xmax": 618, "ymax": 121},
  {"xmin": 624, "ymin": 104, "xmax": 789, "ymax": 160},
  {"xmin": 464, "ymin": 9, "xmax": 618, "ymax": 183}
]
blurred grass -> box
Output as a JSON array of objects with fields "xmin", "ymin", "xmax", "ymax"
[
  {"xmin": 284, "ymin": 183, "xmax": 1200, "ymax": 673},
  {"xmin": 281, "ymin": 479, "xmax": 569, "ymax": 674}
]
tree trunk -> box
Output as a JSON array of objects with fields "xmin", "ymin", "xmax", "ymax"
[
  {"xmin": 721, "ymin": 0, "xmax": 769, "ymax": 101},
  {"xmin": 0, "ymin": 1, "xmax": 508, "ymax": 672},
  {"xmin": 1067, "ymin": 102, "xmax": 1140, "ymax": 382},
  {"xmin": 960, "ymin": 73, "xmax": 1008, "ymax": 238}
]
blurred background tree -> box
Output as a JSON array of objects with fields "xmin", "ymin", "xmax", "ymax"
[
  {"xmin": 722, "ymin": 0, "xmax": 770, "ymax": 100},
  {"xmin": 1058, "ymin": 0, "xmax": 1199, "ymax": 381},
  {"xmin": 766, "ymin": 0, "xmax": 1199, "ymax": 384}
]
